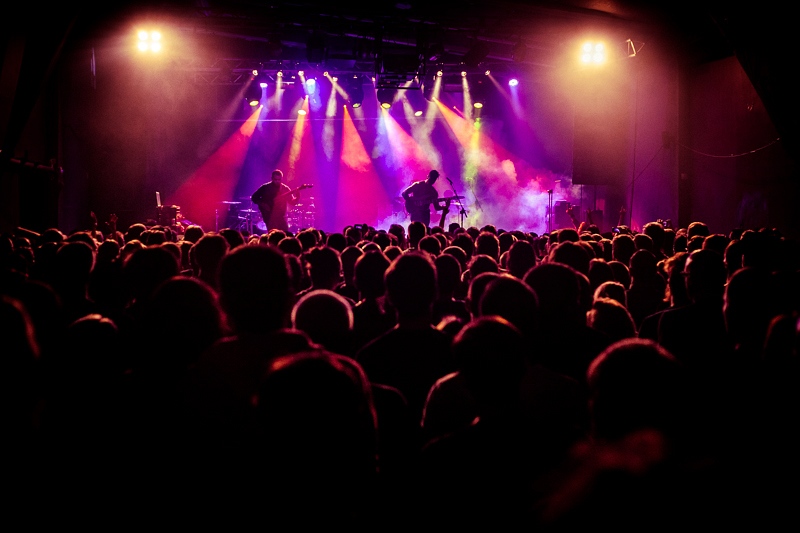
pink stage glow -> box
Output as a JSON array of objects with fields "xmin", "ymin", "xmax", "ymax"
[
  {"xmin": 334, "ymin": 106, "xmax": 391, "ymax": 231},
  {"xmin": 170, "ymin": 106, "xmax": 261, "ymax": 232}
]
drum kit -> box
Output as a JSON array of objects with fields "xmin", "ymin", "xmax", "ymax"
[
  {"xmin": 216, "ymin": 200, "xmax": 258, "ymax": 232},
  {"xmin": 287, "ymin": 198, "xmax": 316, "ymax": 233},
  {"xmin": 216, "ymin": 197, "xmax": 316, "ymax": 233}
]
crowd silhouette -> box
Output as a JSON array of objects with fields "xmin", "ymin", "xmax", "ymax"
[{"xmin": 1, "ymin": 215, "xmax": 798, "ymax": 528}]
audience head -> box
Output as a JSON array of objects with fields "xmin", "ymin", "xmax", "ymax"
[
  {"xmin": 292, "ymin": 289, "xmax": 354, "ymax": 355},
  {"xmin": 506, "ymin": 240, "xmax": 537, "ymax": 279},
  {"xmin": 354, "ymin": 249, "xmax": 390, "ymax": 300},
  {"xmin": 478, "ymin": 274, "xmax": 539, "ymax": 339},
  {"xmin": 587, "ymin": 338, "xmax": 688, "ymax": 442},
  {"xmin": 593, "ymin": 280, "xmax": 627, "ymax": 307},
  {"xmin": 475, "ymin": 231, "xmax": 500, "ymax": 262},
  {"xmin": 451, "ymin": 316, "xmax": 527, "ymax": 413},
  {"xmin": 418, "ymin": 234, "xmax": 442, "ymax": 256},
  {"xmin": 217, "ymin": 244, "xmax": 292, "ymax": 333},
  {"xmin": 586, "ymin": 297, "xmax": 636, "ymax": 342},
  {"xmin": 611, "ymin": 234, "xmax": 636, "ymax": 266},
  {"xmin": 305, "ymin": 245, "xmax": 343, "ymax": 290},
  {"xmin": 385, "ymin": 251, "xmax": 437, "ymax": 319},
  {"xmin": 549, "ymin": 240, "xmax": 591, "ymax": 276},
  {"xmin": 683, "ymin": 248, "xmax": 726, "ymax": 304}
]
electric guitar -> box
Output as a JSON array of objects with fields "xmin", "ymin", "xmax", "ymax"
[{"xmin": 256, "ymin": 183, "xmax": 313, "ymax": 220}]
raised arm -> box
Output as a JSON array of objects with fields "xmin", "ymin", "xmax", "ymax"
[{"xmin": 437, "ymin": 198, "xmax": 452, "ymax": 228}]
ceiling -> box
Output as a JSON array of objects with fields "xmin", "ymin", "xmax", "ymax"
[{"xmin": 81, "ymin": 1, "xmax": 734, "ymax": 86}]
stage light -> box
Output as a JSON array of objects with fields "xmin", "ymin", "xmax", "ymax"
[
  {"xmin": 414, "ymin": 110, "xmax": 423, "ymax": 117},
  {"xmin": 298, "ymin": 70, "xmax": 305, "ymax": 77},
  {"xmin": 377, "ymin": 87, "xmax": 397, "ymax": 109},
  {"xmin": 245, "ymin": 81, "xmax": 261, "ymax": 107},
  {"xmin": 509, "ymin": 78, "xmax": 519, "ymax": 87},
  {"xmin": 470, "ymin": 77, "xmax": 488, "ymax": 109},
  {"xmin": 298, "ymin": 109, "xmax": 307, "ymax": 115},
  {"xmin": 346, "ymin": 76, "xmax": 364, "ymax": 108},
  {"xmin": 485, "ymin": 70, "xmax": 491, "ymax": 76},
  {"xmin": 461, "ymin": 71, "xmax": 467, "ymax": 77},
  {"xmin": 136, "ymin": 29, "xmax": 162, "ymax": 53},
  {"xmin": 581, "ymin": 41, "xmax": 606, "ymax": 64},
  {"xmin": 436, "ymin": 70, "xmax": 443, "ymax": 77}
]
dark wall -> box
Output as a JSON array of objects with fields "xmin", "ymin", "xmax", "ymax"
[{"xmin": 680, "ymin": 56, "xmax": 799, "ymax": 238}]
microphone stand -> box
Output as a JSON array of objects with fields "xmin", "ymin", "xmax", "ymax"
[
  {"xmin": 446, "ymin": 177, "xmax": 468, "ymax": 228},
  {"xmin": 547, "ymin": 189, "xmax": 554, "ymax": 234}
]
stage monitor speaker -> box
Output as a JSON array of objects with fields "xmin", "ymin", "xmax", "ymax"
[{"xmin": 553, "ymin": 201, "xmax": 575, "ymax": 231}]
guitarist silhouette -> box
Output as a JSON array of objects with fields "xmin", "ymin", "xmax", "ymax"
[
  {"xmin": 401, "ymin": 169, "xmax": 444, "ymax": 226},
  {"xmin": 251, "ymin": 170, "xmax": 312, "ymax": 233}
]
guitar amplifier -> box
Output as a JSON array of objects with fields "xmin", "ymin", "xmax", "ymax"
[{"xmin": 553, "ymin": 201, "xmax": 574, "ymax": 230}]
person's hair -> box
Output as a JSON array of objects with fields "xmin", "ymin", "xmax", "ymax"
[
  {"xmin": 384, "ymin": 250, "xmax": 437, "ymax": 317},
  {"xmin": 388, "ymin": 224, "xmax": 406, "ymax": 249},
  {"xmin": 633, "ymin": 233, "xmax": 654, "ymax": 253},
  {"xmin": 451, "ymin": 315, "xmax": 526, "ymax": 410},
  {"xmin": 354, "ymin": 249, "xmax": 390, "ymax": 300},
  {"xmin": 587, "ymin": 338, "xmax": 687, "ymax": 441},
  {"xmin": 467, "ymin": 254, "xmax": 499, "ymax": 278},
  {"xmin": 593, "ymin": 280, "xmax": 627, "ymax": 307},
  {"xmin": 325, "ymin": 232, "xmax": 348, "ymax": 252},
  {"xmin": 217, "ymin": 244, "xmax": 291, "ymax": 332},
  {"xmin": 383, "ymin": 245, "xmax": 403, "ymax": 262},
  {"xmin": 291, "ymin": 289, "xmax": 355, "ymax": 354},
  {"xmin": 586, "ymin": 297, "xmax": 636, "ymax": 342},
  {"xmin": 479, "ymin": 274, "xmax": 539, "ymax": 339},
  {"xmin": 505, "ymin": 240, "xmax": 537, "ymax": 279},
  {"xmin": 408, "ymin": 221, "xmax": 427, "ymax": 247},
  {"xmin": 611, "ymin": 233, "xmax": 636, "ymax": 265},
  {"xmin": 305, "ymin": 245, "xmax": 343, "ymax": 289},
  {"xmin": 557, "ymin": 227, "xmax": 580, "ymax": 243},
  {"xmin": 442, "ymin": 245, "xmax": 469, "ymax": 273},
  {"xmin": 687, "ymin": 221, "xmax": 709, "ymax": 239},
  {"xmin": 253, "ymin": 351, "xmax": 378, "ymax": 491},
  {"xmin": 549, "ymin": 240, "xmax": 591, "ymax": 275},
  {"xmin": 418, "ymin": 234, "xmax": 442, "ymax": 256},
  {"xmin": 642, "ymin": 221, "xmax": 665, "ymax": 251},
  {"xmin": 434, "ymin": 252, "xmax": 462, "ymax": 299},
  {"xmin": 278, "ymin": 236, "xmax": 303, "ymax": 257},
  {"xmin": 219, "ymin": 228, "xmax": 245, "ymax": 249},
  {"xmin": 475, "ymin": 231, "xmax": 500, "ymax": 262},
  {"xmin": 450, "ymin": 233, "xmax": 475, "ymax": 260},
  {"xmin": 192, "ymin": 233, "xmax": 230, "ymax": 284},
  {"xmin": 183, "ymin": 225, "xmax": 205, "ymax": 243}
]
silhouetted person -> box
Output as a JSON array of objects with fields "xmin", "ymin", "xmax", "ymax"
[{"xmin": 356, "ymin": 251, "xmax": 454, "ymax": 426}]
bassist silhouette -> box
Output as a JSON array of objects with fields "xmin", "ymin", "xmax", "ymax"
[{"xmin": 251, "ymin": 169, "xmax": 312, "ymax": 233}]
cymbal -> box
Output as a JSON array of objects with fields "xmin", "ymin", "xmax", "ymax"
[
  {"xmin": 221, "ymin": 201, "xmax": 241, "ymax": 204},
  {"xmin": 239, "ymin": 209, "xmax": 258, "ymax": 213}
]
